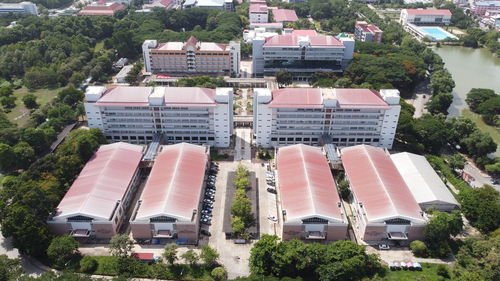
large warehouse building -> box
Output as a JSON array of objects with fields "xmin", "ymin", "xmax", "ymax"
[
  {"xmin": 391, "ymin": 152, "xmax": 460, "ymax": 212},
  {"xmin": 342, "ymin": 145, "xmax": 426, "ymax": 242},
  {"xmin": 84, "ymin": 86, "xmax": 233, "ymax": 147},
  {"xmin": 277, "ymin": 144, "xmax": 348, "ymax": 241},
  {"xmin": 48, "ymin": 143, "xmax": 144, "ymax": 239},
  {"xmin": 130, "ymin": 143, "xmax": 208, "ymax": 243},
  {"xmin": 253, "ymin": 88, "xmax": 401, "ymax": 149}
]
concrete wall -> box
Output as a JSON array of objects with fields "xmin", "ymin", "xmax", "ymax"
[
  {"xmin": 362, "ymin": 225, "xmax": 387, "ymax": 241},
  {"xmin": 326, "ymin": 224, "xmax": 348, "ymax": 241},
  {"xmin": 282, "ymin": 224, "xmax": 304, "ymax": 240},
  {"xmin": 408, "ymin": 225, "xmax": 425, "ymax": 241},
  {"xmin": 47, "ymin": 222, "xmax": 70, "ymax": 236},
  {"xmin": 176, "ymin": 223, "xmax": 198, "ymax": 243},
  {"xmin": 131, "ymin": 223, "xmax": 153, "ymax": 239},
  {"xmin": 93, "ymin": 223, "xmax": 116, "ymax": 239}
]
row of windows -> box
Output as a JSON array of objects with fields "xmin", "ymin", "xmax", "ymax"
[{"xmin": 269, "ymin": 137, "xmax": 380, "ymax": 143}]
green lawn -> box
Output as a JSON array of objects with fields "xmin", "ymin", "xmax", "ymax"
[
  {"xmin": 5, "ymin": 87, "xmax": 61, "ymax": 127},
  {"xmin": 462, "ymin": 109, "xmax": 500, "ymax": 157},
  {"xmin": 382, "ymin": 263, "xmax": 447, "ymax": 281},
  {"xmin": 94, "ymin": 41, "xmax": 104, "ymax": 52}
]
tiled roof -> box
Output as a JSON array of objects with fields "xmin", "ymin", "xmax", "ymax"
[
  {"xmin": 78, "ymin": 2, "xmax": 125, "ymax": 16},
  {"xmin": 272, "ymin": 9, "xmax": 298, "ymax": 23},
  {"xmin": 264, "ymin": 34, "xmax": 344, "ymax": 47},
  {"xmin": 404, "ymin": 9, "xmax": 452, "ymax": 16},
  {"xmin": 268, "ymin": 88, "xmax": 323, "ymax": 108}
]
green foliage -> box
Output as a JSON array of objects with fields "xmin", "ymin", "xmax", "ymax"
[
  {"xmin": 410, "ymin": 240, "xmax": 429, "ymax": 258},
  {"xmin": 200, "ymin": 245, "xmax": 219, "ymax": 267},
  {"xmin": 436, "ymin": 264, "xmax": 450, "ymax": 279},
  {"xmin": 47, "ymin": 235, "xmax": 79, "ymax": 268},
  {"xmin": 455, "ymin": 231, "xmax": 500, "ymax": 281},
  {"xmin": 79, "ymin": 256, "xmax": 98, "ymax": 274},
  {"xmin": 430, "ymin": 69, "xmax": 455, "ymax": 95},
  {"xmin": 109, "ymin": 234, "xmax": 134, "ymax": 258},
  {"xmin": 337, "ymin": 179, "xmax": 351, "ymax": 200},
  {"xmin": 249, "ymin": 235, "xmax": 385, "ymax": 280},
  {"xmin": 427, "ymin": 93, "xmax": 453, "ymax": 115},
  {"xmin": 181, "ymin": 249, "xmax": 199, "ymax": 266},
  {"xmin": 459, "ymin": 185, "xmax": 500, "ymax": 233},
  {"xmin": 445, "ymin": 153, "xmax": 467, "ymax": 170},
  {"xmin": 465, "ymin": 88, "xmax": 497, "ymax": 112},
  {"xmin": 460, "ymin": 129, "xmax": 497, "ymax": 159},
  {"xmin": 174, "ymin": 76, "xmax": 226, "ymax": 88},
  {"xmin": 124, "ymin": 61, "xmax": 143, "ymax": 85},
  {"xmin": 22, "ymin": 93, "xmax": 38, "ymax": 109},
  {"xmin": 211, "ymin": 266, "xmax": 227, "ymax": 281},
  {"xmin": 0, "ymin": 86, "xmax": 13, "ymax": 97},
  {"xmin": 477, "ymin": 96, "xmax": 499, "ymax": 126},
  {"xmin": 0, "ymin": 96, "xmax": 16, "ymax": 109},
  {"xmin": 162, "ymin": 243, "xmax": 178, "ymax": 265},
  {"xmin": 231, "ymin": 216, "xmax": 246, "ymax": 234},
  {"xmin": 0, "ymin": 254, "xmax": 23, "ymax": 281},
  {"xmin": 311, "ymin": 72, "xmax": 337, "ymax": 88},
  {"xmin": 275, "ymin": 71, "xmax": 293, "ymax": 87},
  {"xmin": 231, "ymin": 164, "xmax": 254, "ymax": 234}
]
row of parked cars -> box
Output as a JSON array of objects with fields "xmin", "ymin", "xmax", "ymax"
[
  {"xmin": 266, "ymin": 172, "xmax": 277, "ymax": 194},
  {"xmin": 200, "ymin": 162, "xmax": 219, "ymax": 230}
]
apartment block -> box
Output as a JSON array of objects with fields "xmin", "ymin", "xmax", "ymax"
[
  {"xmin": 249, "ymin": 1, "xmax": 269, "ymax": 23},
  {"xmin": 253, "ymin": 88, "xmax": 401, "ymax": 148},
  {"xmin": 84, "ymin": 86, "xmax": 233, "ymax": 147},
  {"xmin": 142, "ymin": 36, "xmax": 240, "ymax": 76},
  {"xmin": 399, "ymin": 9, "xmax": 452, "ymax": 26},
  {"xmin": 252, "ymin": 29, "xmax": 354, "ymax": 77},
  {"xmin": 354, "ymin": 21, "xmax": 383, "ymax": 43}
]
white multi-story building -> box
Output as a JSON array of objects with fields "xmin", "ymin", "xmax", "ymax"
[
  {"xmin": 354, "ymin": 21, "xmax": 383, "ymax": 43},
  {"xmin": 399, "ymin": 9, "xmax": 452, "ymax": 26},
  {"xmin": 183, "ymin": 0, "xmax": 233, "ymax": 10},
  {"xmin": 142, "ymin": 37, "xmax": 240, "ymax": 76},
  {"xmin": 252, "ymin": 29, "xmax": 354, "ymax": 77},
  {"xmin": 84, "ymin": 86, "xmax": 233, "ymax": 147},
  {"xmin": 253, "ymin": 88, "xmax": 401, "ymax": 148},
  {"xmin": 0, "ymin": 2, "xmax": 38, "ymax": 15},
  {"xmin": 249, "ymin": 2, "xmax": 269, "ymax": 23}
]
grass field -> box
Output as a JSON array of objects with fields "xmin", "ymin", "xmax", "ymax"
[
  {"xmin": 5, "ymin": 87, "xmax": 61, "ymax": 127},
  {"xmin": 94, "ymin": 41, "xmax": 104, "ymax": 52},
  {"xmin": 382, "ymin": 263, "xmax": 446, "ymax": 281},
  {"xmin": 462, "ymin": 109, "xmax": 500, "ymax": 157}
]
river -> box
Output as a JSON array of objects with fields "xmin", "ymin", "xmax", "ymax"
[{"xmin": 432, "ymin": 46, "xmax": 500, "ymax": 116}]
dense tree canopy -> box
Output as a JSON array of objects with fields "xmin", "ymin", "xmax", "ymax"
[{"xmin": 459, "ymin": 185, "xmax": 500, "ymax": 233}]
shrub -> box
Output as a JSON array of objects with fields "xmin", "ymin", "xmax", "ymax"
[
  {"xmin": 410, "ymin": 240, "xmax": 428, "ymax": 257},
  {"xmin": 211, "ymin": 266, "xmax": 227, "ymax": 281},
  {"xmin": 80, "ymin": 256, "xmax": 98, "ymax": 273},
  {"xmin": 436, "ymin": 264, "xmax": 450, "ymax": 279}
]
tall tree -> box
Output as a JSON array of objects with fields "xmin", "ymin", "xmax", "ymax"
[
  {"xmin": 162, "ymin": 243, "xmax": 178, "ymax": 265},
  {"xmin": 47, "ymin": 235, "xmax": 79, "ymax": 268},
  {"xmin": 109, "ymin": 234, "xmax": 134, "ymax": 258},
  {"xmin": 459, "ymin": 185, "xmax": 500, "ymax": 233}
]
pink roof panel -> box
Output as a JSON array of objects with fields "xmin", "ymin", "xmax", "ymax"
[
  {"xmin": 341, "ymin": 145, "xmax": 424, "ymax": 222},
  {"xmin": 269, "ymin": 88, "xmax": 323, "ymax": 108},
  {"xmin": 405, "ymin": 9, "xmax": 452, "ymax": 15},
  {"xmin": 250, "ymin": 3, "xmax": 268, "ymax": 13},
  {"xmin": 134, "ymin": 143, "xmax": 207, "ymax": 221},
  {"xmin": 264, "ymin": 34, "xmax": 344, "ymax": 47},
  {"xmin": 164, "ymin": 87, "xmax": 216, "ymax": 106},
  {"xmin": 272, "ymin": 9, "xmax": 298, "ymax": 23},
  {"xmin": 96, "ymin": 87, "xmax": 152, "ymax": 106},
  {"xmin": 54, "ymin": 143, "xmax": 143, "ymax": 220},
  {"xmin": 277, "ymin": 144, "xmax": 343, "ymax": 222},
  {"xmin": 335, "ymin": 88, "xmax": 389, "ymax": 108},
  {"xmin": 290, "ymin": 29, "xmax": 318, "ymax": 36}
]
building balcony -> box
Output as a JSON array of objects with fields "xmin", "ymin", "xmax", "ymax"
[
  {"xmin": 387, "ymin": 232, "xmax": 408, "ymax": 240},
  {"xmin": 70, "ymin": 229, "xmax": 91, "ymax": 237},
  {"xmin": 305, "ymin": 231, "xmax": 326, "ymax": 240},
  {"xmin": 153, "ymin": 230, "xmax": 174, "ymax": 238}
]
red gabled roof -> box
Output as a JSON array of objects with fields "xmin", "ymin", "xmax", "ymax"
[
  {"xmin": 269, "ymin": 88, "xmax": 323, "ymax": 108},
  {"xmin": 134, "ymin": 143, "xmax": 207, "ymax": 222},
  {"xmin": 341, "ymin": 145, "xmax": 424, "ymax": 223},
  {"xmin": 53, "ymin": 143, "xmax": 143, "ymax": 220},
  {"xmin": 334, "ymin": 88, "xmax": 389, "ymax": 108},
  {"xmin": 264, "ymin": 34, "xmax": 344, "ymax": 47},
  {"xmin": 78, "ymin": 2, "xmax": 126, "ymax": 16},
  {"xmin": 272, "ymin": 9, "xmax": 298, "ymax": 23},
  {"xmin": 405, "ymin": 9, "xmax": 452, "ymax": 16},
  {"xmin": 277, "ymin": 144, "xmax": 344, "ymax": 222}
]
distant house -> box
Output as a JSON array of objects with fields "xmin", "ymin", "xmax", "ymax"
[
  {"xmin": 78, "ymin": 0, "xmax": 126, "ymax": 16},
  {"xmin": 143, "ymin": 0, "xmax": 174, "ymax": 9},
  {"xmin": 354, "ymin": 21, "xmax": 383, "ymax": 43},
  {"xmin": 399, "ymin": 9, "xmax": 452, "ymax": 26},
  {"xmin": 271, "ymin": 9, "xmax": 298, "ymax": 25},
  {"xmin": 277, "ymin": 144, "xmax": 348, "ymax": 241},
  {"xmin": 249, "ymin": 2, "xmax": 269, "ymax": 23},
  {"xmin": 390, "ymin": 152, "xmax": 460, "ymax": 212},
  {"xmin": 0, "ymin": 2, "xmax": 38, "ymax": 15},
  {"xmin": 47, "ymin": 143, "xmax": 144, "ymax": 239}
]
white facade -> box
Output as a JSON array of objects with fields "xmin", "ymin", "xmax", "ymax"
[
  {"xmin": 253, "ymin": 88, "xmax": 401, "ymax": 149},
  {"xmin": 252, "ymin": 31, "xmax": 355, "ymax": 77},
  {"xmin": 400, "ymin": 9, "xmax": 452, "ymax": 26},
  {"xmin": 249, "ymin": 3, "xmax": 269, "ymax": 23},
  {"xmin": 0, "ymin": 2, "xmax": 38, "ymax": 15},
  {"xmin": 84, "ymin": 86, "xmax": 233, "ymax": 147}
]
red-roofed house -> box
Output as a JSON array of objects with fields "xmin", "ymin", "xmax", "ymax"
[
  {"xmin": 249, "ymin": 3, "xmax": 268, "ymax": 23},
  {"xmin": 277, "ymin": 144, "xmax": 347, "ymax": 241},
  {"xmin": 252, "ymin": 31, "xmax": 355, "ymax": 76},
  {"xmin": 272, "ymin": 9, "xmax": 298, "ymax": 24},
  {"xmin": 354, "ymin": 21, "xmax": 383, "ymax": 43},
  {"xmin": 400, "ymin": 9, "xmax": 452, "ymax": 26},
  {"xmin": 142, "ymin": 37, "xmax": 240, "ymax": 76},
  {"xmin": 130, "ymin": 143, "xmax": 208, "ymax": 243},
  {"xmin": 143, "ymin": 0, "xmax": 173, "ymax": 9},
  {"xmin": 84, "ymin": 86, "xmax": 234, "ymax": 147},
  {"xmin": 253, "ymin": 88, "xmax": 401, "ymax": 148},
  {"xmin": 78, "ymin": 1, "xmax": 126, "ymax": 16},
  {"xmin": 47, "ymin": 143, "xmax": 144, "ymax": 239},
  {"xmin": 341, "ymin": 145, "xmax": 427, "ymax": 242}
]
